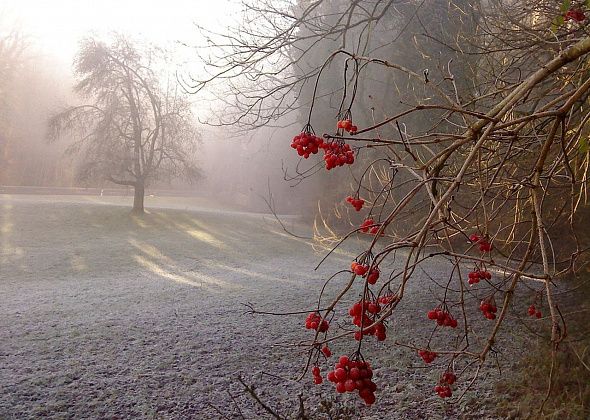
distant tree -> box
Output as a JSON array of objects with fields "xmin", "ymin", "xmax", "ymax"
[
  {"xmin": 0, "ymin": 25, "xmax": 27, "ymax": 182},
  {"xmin": 48, "ymin": 35, "xmax": 200, "ymax": 213}
]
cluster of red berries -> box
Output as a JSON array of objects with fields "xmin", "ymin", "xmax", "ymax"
[
  {"xmin": 469, "ymin": 234, "xmax": 492, "ymax": 252},
  {"xmin": 312, "ymin": 365, "xmax": 323, "ymax": 384},
  {"xmin": 350, "ymin": 261, "xmax": 368, "ymax": 276},
  {"xmin": 359, "ymin": 218, "xmax": 383, "ymax": 235},
  {"xmin": 323, "ymin": 142, "xmax": 355, "ymax": 170},
  {"xmin": 528, "ymin": 304, "xmax": 542, "ymax": 318},
  {"xmin": 360, "ymin": 218, "xmax": 374, "ymax": 232},
  {"xmin": 565, "ymin": 8, "xmax": 586, "ymax": 22},
  {"xmin": 305, "ymin": 312, "xmax": 329, "ymax": 332},
  {"xmin": 345, "ymin": 195, "xmax": 365, "ymax": 211},
  {"xmin": 326, "ymin": 356, "xmax": 377, "ymax": 405},
  {"xmin": 427, "ymin": 307, "xmax": 458, "ymax": 328},
  {"xmin": 468, "ymin": 269, "xmax": 491, "ymax": 285},
  {"xmin": 337, "ymin": 119, "xmax": 358, "ymax": 134},
  {"xmin": 351, "ymin": 262, "xmax": 380, "ymax": 284},
  {"xmin": 479, "ymin": 299, "xmax": 497, "ymax": 320},
  {"xmin": 418, "ymin": 349, "xmax": 438, "ymax": 363},
  {"xmin": 290, "ymin": 131, "xmax": 355, "ymax": 170},
  {"xmin": 434, "ymin": 371, "xmax": 456, "ymax": 398},
  {"xmin": 349, "ymin": 301, "xmax": 387, "ymax": 341},
  {"xmin": 378, "ymin": 293, "xmax": 398, "ymax": 305},
  {"xmin": 291, "ymin": 132, "xmax": 324, "ymax": 158},
  {"xmin": 435, "ymin": 384, "xmax": 452, "ymax": 398}
]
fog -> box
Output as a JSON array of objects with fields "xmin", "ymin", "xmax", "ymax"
[{"xmin": 0, "ymin": 0, "xmax": 316, "ymax": 215}]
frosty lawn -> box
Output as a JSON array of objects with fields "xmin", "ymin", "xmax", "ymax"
[{"xmin": 0, "ymin": 195, "xmax": 519, "ymax": 419}]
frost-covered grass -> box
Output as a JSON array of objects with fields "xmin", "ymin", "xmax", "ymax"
[{"xmin": 0, "ymin": 195, "xmax": 522, "ymax": 419}]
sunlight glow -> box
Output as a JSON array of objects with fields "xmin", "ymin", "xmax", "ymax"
[
  {"xmin": 2, "ymin": 0, "xmax": 238, "ymax": 71},
  {"xmin": 181, "ymin": 227, "xmax": 228, "ymax": 250},
  {"xmin": 133, "ymin": 254, "xmax": 237, "ymax": 290}
]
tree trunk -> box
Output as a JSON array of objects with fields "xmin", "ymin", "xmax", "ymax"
[{"xmin": 132, "ymin": 181, "xmax": 145, "ymax": 214}]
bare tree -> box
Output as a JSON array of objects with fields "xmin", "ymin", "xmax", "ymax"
[{"xmin": 48, "ymin": 35, "xmax": 201, "ymax": 213}]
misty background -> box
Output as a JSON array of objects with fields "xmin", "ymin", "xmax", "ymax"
[{"xmin": 0, "ymin": 0, "xmax": 316, "ymax": 214}]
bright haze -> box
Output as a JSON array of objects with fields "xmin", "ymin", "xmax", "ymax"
[
  {"xmin": 4, "ymin": 0, "xmax": 235, "ymax": 69},
  {"xmin": 1, "ymin": 0, "xmax": 307, "ymax": 214}
]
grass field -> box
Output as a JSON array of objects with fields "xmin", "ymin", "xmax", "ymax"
[{"xmin": 0, "ymin": 194, "xmax": 526, "ymax": 419}]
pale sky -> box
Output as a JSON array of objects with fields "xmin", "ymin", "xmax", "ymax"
[{"xmin": 1, "ymin": 0, "xmax": 238, "ymax": 69}]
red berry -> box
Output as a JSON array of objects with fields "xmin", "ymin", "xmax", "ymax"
[
  {"xmin": 436, "ymin": 384, "xmax": 452, "ymax": 398},
  {"xmin": 360, "ymin": 390, "xmax": 376, "ymax": 405},
  {"xmin": 321, "ymin": 346, "xmax": 332, "ymax": 357},
  {"xmin": 367, "ymin": 268, "xmax": 379, "ymax": 284},
  {"xmin": 442, "ymin": 371, "xmax": 456, "ymax": 385},
  {"xmin": 351, "ymin": 302, "xmax": 362, "ymax": 316},
  {"xmin": 359, "ymin": 388, "xmax": 372, "ymax": 399},
  {"xmin": 419, "ymin": 349, "xmax": 437, "ymax": 363},
  {"xmin": 367, "ymin": 303, "xmax": 380, "ymax": 314},
  {"xmin": 344, "ymin": 379, "xmax": 356, "ymax": 392},
  {"xmin": 479, "ymin": 240, "xmax": 492, "ymax": 252},
  {"xmin": 334, "ymin": 368, "xmax": 347, "ymax": 381},
  {"xmin": 354, "ymin": 264, "xmax": 368, "ymax": 276}
]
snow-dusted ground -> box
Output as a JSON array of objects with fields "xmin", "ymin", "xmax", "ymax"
[{"xmin": 0, "ymin": 195, "xmax": 523, "ymax": 419}]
